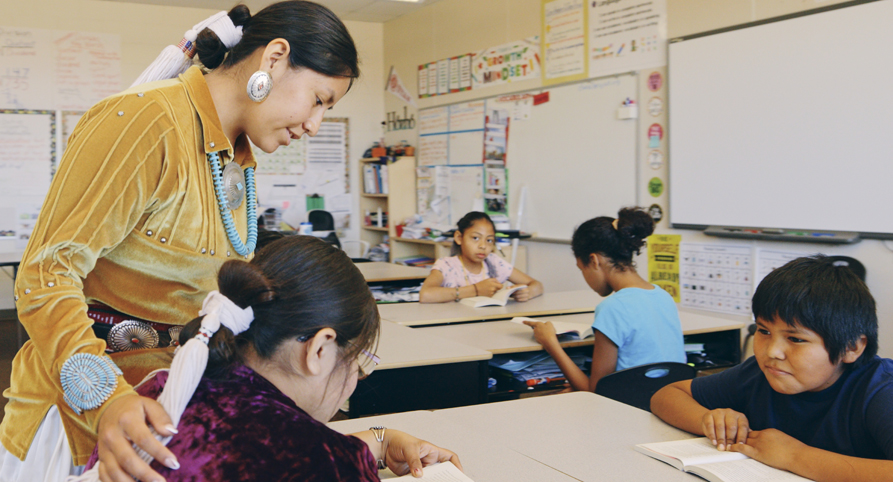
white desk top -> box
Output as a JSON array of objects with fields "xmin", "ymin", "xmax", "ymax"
[
  {"xmin": 418, "ymin": 313, "xmax": 596, "ymax": 354},
  {"xmin": 375, "ymin": 320, "xmax": 491, "ymax": 370},
  {"xmin": 328, "ymin": 410, "xmax": 579, "ymax": 481},
  {"xmin": 417, "ymin": 309, "xmax": 746, "ymax": 354},
  {"xmin": 0, "ymin": 251, "xmax": 24, "ymax": 265},
  {"xmin": 356, "ymin": 262, "xmax": 430, "ymax": 283},
  {"xmin": 330, "ymin": 392, "xmax": 698, "ymax": 482},
  {"xmin": 377, "ymin": 289, "xmax": 602, "ymax": 326}
]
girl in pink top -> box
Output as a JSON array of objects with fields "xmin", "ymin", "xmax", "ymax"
[{"xmin": 420, "ymin": 212, "xmax": 543, "ymax": 303}]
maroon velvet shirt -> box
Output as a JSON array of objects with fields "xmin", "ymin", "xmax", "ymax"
[{"xmin": 89, "ymin": 364, "xmax": 379, "ymax": 481}]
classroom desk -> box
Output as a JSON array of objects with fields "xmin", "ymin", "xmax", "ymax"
[
  {"xmin": 418, "ymin": 309, "xmax": 746, "ymax": 355},
  {"xmin": 349, "ymin": 320, "xmax": 492, "ymax": 418},
  {"xmin": 330, "ymin": 392, "xmax": 698, "ymax": 482},
  {"xmin": 377, "ymin": 289, "xmax": 602, "ymax": 326},
  {"xmin": 328, "ymin": 409, "xmax": 579, "ymax": 481},
  {"xmin": 355, "ymin": 261, "xmax": 430, "ymax": 283}
]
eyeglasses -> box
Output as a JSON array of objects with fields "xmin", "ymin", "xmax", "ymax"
[{"xmin": 357, "ymin": 348, "xmax": 381, "ymax": 379}]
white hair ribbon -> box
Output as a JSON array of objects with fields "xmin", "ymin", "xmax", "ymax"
[{"xmin": 199, "ymin": 290, "xmax": 254, "ymax": 336}]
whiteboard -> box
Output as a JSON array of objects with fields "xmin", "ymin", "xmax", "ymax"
[
  {"xmin": 502, "ymin": 75, "xmax": 638, "ymax": 240},
  {"xmin": 668, "ymin": 0, "xmax": 893, "ymax": 237}
]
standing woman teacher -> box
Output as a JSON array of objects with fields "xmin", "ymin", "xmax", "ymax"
[{"xmin": 0, "ymin": 3, "xmax": 396, "ymax": 482}]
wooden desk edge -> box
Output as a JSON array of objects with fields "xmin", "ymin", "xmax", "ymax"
[
  {"xmin": 379, "ymin": 352, "xmax": 492, "ymax": 370},
  {"xmin": 388, "ymin": 308, "xmax": 595, "ymax": 326}
]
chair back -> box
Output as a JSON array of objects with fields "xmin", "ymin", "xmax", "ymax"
[
  {"xmin": 308, "ymin": 209, "xmax": 335, "ymax": 231},
  {"xmin": 595, "ymin": 362, "xmax": 696, "ymax": 412}
]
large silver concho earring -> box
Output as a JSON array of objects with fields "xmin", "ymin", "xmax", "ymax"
[{"xmin": 247, "ymin": 70, "xmax": 272, "ymax": 102}]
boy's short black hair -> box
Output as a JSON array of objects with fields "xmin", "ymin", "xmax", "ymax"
[{"xmin": 752, "ymin": 255, "xmax": 877, "ymax": 367}]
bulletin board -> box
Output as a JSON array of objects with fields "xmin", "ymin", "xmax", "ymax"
[{"xmin": 417, "ymin": 73, "xmax": 638, "ymax": 240}]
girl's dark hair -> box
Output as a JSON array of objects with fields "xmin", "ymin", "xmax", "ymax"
[
  {"xmin": 571, "ymin": 207, "xmax": 654, "ymax": 271},
  {"xmin": 180, "ymin": 235, "xmax": 379, "ymax": 378},
  {"xmin": 752, "ymin": 255, "xmax": 878, "ymax": 368},
  {"xmin": 195, "ymin": 1, "xmax": 360, "ymax": 82},
  {"xmin": 451, "ymin": 211, "xmax": 497, "ymax": 256}
]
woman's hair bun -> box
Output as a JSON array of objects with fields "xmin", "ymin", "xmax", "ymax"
[
  {"xmin": 194, "ymin": 5, "xmax": 252, "ymax": 70},
  {"xmin": 615, "ymin": 207, "xmax": 655, "ymax": 254},
  {"xmin": 217, "ymin": 259, "xmax": 275, "ymax": 309}
]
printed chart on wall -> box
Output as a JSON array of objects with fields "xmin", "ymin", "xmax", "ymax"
[
  {"xmin": 755, "ymin": 249, "xmax": 814, "ymax": 289},
  {"xmin": 542, "ymin": 0, "xmax": 588, "ymax": 85},
  {"xmin": 0, "ymin": 27, "xmax": 120, "ymax": 111},
  {"xmin": 418, "ymin": 101, "xmax": 486, "ymax": 166},
  {"xmin": 253, "ymin": 119, "xmax": 351, "ymax": 231},
  {"xmin": 588, "ymin": 0, "xmax": 666, "ymax": 77},
  {"xmin": 0, "ymin": 110, "xmax": 55, "ymax": 248},
  {"xmin": 679, "ymin": 243, "xmax": 753, "ymax": 315}
]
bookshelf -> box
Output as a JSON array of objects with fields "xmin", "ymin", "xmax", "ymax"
[{"xmin": 359, "ymin": 157, "xmax": 416, "ymax": 262}]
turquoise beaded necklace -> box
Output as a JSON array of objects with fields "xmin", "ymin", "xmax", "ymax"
[{"xmin": 208, "ymin": 151, "xmax": 257, "ymax": 256}]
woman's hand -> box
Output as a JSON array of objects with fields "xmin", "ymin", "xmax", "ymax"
[
  {"xmin": 474, "ymin": 278, "xmax": 503, "ymax": 297},
  {"xmin": 511, "ymin": 286, "xmax": 531, "ymax": 302},
  {"xmin": 97, "ymin": 394, "xmax": 179, "ymax": 482},
  {"xmin": 701, "ymin": 408, "xmax": 750, "ymax": 451},
  {"xmin": 383, "ymin": 430, "xmax": 463, "ymax": 477},
  {"xmin": 522, "ymin": 320, "xmax": 559, "ymax": 349}
]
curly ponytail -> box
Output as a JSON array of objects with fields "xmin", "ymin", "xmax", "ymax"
[{"xmin": 571, "ymin": 206, "xmax": 654, "ymax": 271}]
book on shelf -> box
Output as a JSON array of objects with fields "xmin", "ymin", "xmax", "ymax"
[
  {"xmin": 510, "ymin": 316, "xmax": 594, "ymax": 340},
  {"xmin": 391, "ymin": 461, "xmax": 473, "ymax": 481},
  {"xmin": 459, "ymin": 285, "xmax": 526, "ymax": 307},
  {"xmin": 362, "ymin": 163, "xmax": 388, "ymax": 194},
  {"xmin": 394, "ymin": 255, "xmax": 435, "ymax": 267},
  {"xmin": 634, "ymin": 437, "xmax": 812, "ymax": 482}
]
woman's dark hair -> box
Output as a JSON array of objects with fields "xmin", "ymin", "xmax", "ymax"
[
  {"xmin": 450, "ymin": 211, "xmax": 497, "ymax": 256},
  {"xmin": 752, "ymin": 254, "xmax": 878, "ymax": 368},
  {"xmin": 195, "ymin": 1, "xmax": 360, "ymax": 82},
  {"xmin": 571, "ymin": 207, "xmax": 654, "ymax": 271},
  {"xmin": 181, "ymin": 235, "xmax": 379, "ymax": 378}
]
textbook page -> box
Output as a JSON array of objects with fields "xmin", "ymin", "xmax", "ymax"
[
  {"xmin": 635, "ymin": 437, "xmax": 747, "ymax": 468},
  {"xmin": 510, "ymin": 317, "xmax": 593, "ymax": 339},
  {"xmin": 687, "ymin": 458, "xmax": 812, "ymax": 482},
  {"xmin": 390, "ymin": 462, "xmax": 474, "ymax": 481},
  {"xmin": 460, "ymin": 285, "xmax": 525, "ymax": 307}
]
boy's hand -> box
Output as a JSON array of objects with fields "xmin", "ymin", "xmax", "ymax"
[
  {"xmin": 522, "ymin": 320, "xmax": 559, "ymax": 348},
  {"xmin": 511, "ymin": 286, "xmax": 531, "ymax": 302},
  {"xmin": 729, "ymin": 429, "xmax": 802, "ymax": 472},
  {"xmin": 474, "ymin": 278, "xmax": 503, "ymax": 297},
  {"xmin": 702, "ymin": 408, "xmax": 750, "ymax": 451}
]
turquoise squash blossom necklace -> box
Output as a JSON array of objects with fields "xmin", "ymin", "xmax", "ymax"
[{"xmin": 208, "ymin": 151, "xmax": 257, "ymax": 256}]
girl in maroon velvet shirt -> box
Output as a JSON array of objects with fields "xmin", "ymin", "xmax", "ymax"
[{"xmin": 88, "ymin": 235, "xmax": 462, "ymax": 481}]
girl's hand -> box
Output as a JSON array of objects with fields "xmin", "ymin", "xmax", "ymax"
[
  {"xmin": 701, "ymin": 408, "xmax": 750, "ymax": 451},
  {"xmin": 511, "ymin": 286, "xmax": 531, "ymax": 302},
  {"xmin": 729, "ymin": 429, "xmax": 802, "ymax": 472},
  {"xmin": 521, "ymin": 320, "xmax": 559, "ymax": 349},
  {"xmin": 474, "ymin": 278, "xmax": 503, "ymax": 297},
  {"xmin": 383, "ymin": 430, "xmax": 463, "ymax": 477},
  {"xmin": 97, "ymin": 394, "xmax": 179, "ymax": 482}
]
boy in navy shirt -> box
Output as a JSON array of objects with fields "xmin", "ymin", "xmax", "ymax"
[{"xmin": 652, "ymin": 255, "xmax": 893, "ymax": 481}]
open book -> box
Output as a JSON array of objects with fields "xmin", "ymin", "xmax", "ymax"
[
  {"xmin": 510, "ymin": 316, "xmax": 594, "ymax": 340},
  {"xmin": 391, "ymin": 461, "xmax": 474, "ymax": 481},
  {"xmin": 635, "ymin": 437, "xmax": 812, "ymax": 482},
  {"xmin": 460, "ymin": 285, "xmax": 526, "ymax": 307}
]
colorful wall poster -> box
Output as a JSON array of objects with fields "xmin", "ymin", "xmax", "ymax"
[
  {"xmin": 483, "ymin": 104, "xmax": 510, "ymax": 163},
  {"xmin": 418, "ymin": 106, "xmax": 450, "ymax": 165},
  {"xmin": 437, "ymin": 58, "xmax": 450, "ymax": 95},
  {"xmin": 427, "ymin": 62, "xmax": 438, "ymax": 96},
  {"xmin": 484, "ymin": 162, "xmax": 508, "ymax": 216},
  {"xmin": 542, "ymin": 0, "xmax": 588, "ymax": 85},
  {"xmin": 472, "ymin": 37, "xmax": 541, "ymax": 90},
  {"xmin": 418, "ymin": 64, "xmax": 429, "ymax": 98},
  {"xmin": 449, "ymin": 57, "xmax": 460, "ymax": 93},
  {"xmin": 458, "ymin": 54, "xmax": 473, "ymax": 91},
  {"xmin": 588, "ymin": 0, "xmax": 667, "ymax": 78},
  {"xmin": 647, "ymin": 234, "xmax": 681, "ymax": 301}
]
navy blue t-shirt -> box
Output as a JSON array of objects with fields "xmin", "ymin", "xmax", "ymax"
[{"xmin": 691, "ymin": 356, "xmax": 893, "ymax": 460}]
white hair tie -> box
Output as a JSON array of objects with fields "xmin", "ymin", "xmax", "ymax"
[
  {"xmin": 199, "ymin": 290, "xmax": 254, "ymax": 336},
  {"xmin": 130, "ymin": 10, "xmax": 244, "ymax": 87}
]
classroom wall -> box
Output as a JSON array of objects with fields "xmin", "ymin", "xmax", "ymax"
[
  {"xmin": 383, "ymin": 0, "xmax": 893, "ymax": 357},
  {"xmin": 0, "ymin": 0, "xmax": 384, "ymax": 310}
]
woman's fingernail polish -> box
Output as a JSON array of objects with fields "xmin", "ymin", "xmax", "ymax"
[
  {"xmin": 165, "ymin": 425, "xmax": 179, "ymax": 434},
  {"xmin": 166, "ymin": 458, "xmax": 180, "ymax": 470}
]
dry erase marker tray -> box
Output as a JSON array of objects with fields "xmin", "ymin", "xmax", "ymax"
[{"xmin": 704, "ymin": 226, "xmax": 860, "ymax": 244}]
